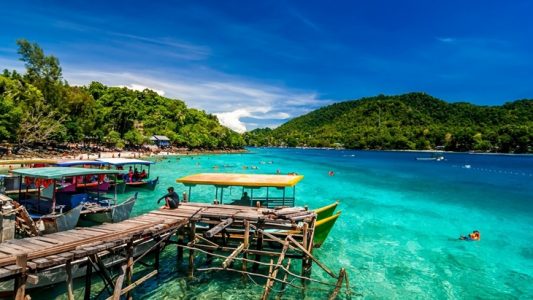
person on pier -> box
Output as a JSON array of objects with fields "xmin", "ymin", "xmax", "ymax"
[{"xmin": 157, "ymin": 186, "xmax": 180, "ymax": 209}]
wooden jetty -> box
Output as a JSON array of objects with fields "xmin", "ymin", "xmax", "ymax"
[{"xmin": 0, "ymin": 203, "xmax": 351, "ymax": 299}]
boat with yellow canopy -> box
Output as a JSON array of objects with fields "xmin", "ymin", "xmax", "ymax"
[{"xmin": 176, "ymin": 172, "xmax": 340, "ymax": 247}]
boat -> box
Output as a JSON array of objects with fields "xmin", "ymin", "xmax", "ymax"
[
  {"xmin": 96, "ymin": 158, "xmax": 159, "ymax": 191},
  {"xmin": 416, "ymin": 152, "xmax": 445, "ymax": 161},
  {"xmin": 314, "ymin": 201, "xmax": 338, "ymax": 220},
  {"xmin": 0, "ymin": 159, "xmax": 58, "ymax": 193},
  {"xmin": 313, "ymin": 211, "xmax": 341, "ymax": 248},
  {"xmin": 176, "ymin": 173, "xmax": 341, "ymax": 247},
  {"xmin": 79, "ymin": 193, "xmax": 137, "ymax": 225},
  {"xmin": 10, "ymin": 167, "xmax": 135, "ymax": 232},
  {"xmin": 55, "ymin": 160, "xmax": 126, "ymax": 193}
]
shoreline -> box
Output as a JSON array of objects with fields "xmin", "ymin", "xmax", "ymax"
[
  {"xmin": 250, "ymin": 146, "xmax": 533, "ymax": 156},
  {"xmin": 0, "ymin": 148, "xmax": 247, "ymax": 170}
]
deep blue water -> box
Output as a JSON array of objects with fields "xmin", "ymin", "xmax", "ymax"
[{"xmin": 40, "ymin": 148, "xmax": 533, "ymax": 299}]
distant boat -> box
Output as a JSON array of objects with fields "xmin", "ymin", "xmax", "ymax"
[
  {"xmin": 96, "ymin": 158, "xmax": 159, "ymax": 191},
  {"xmin": 416, "ymin": 152, "xmax": 444, "ymax": 161}
]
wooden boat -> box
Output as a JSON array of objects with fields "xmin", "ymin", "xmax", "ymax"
[
  {"xmin": 36, "ymin": 205, "xmax": 83, "ymax": 234},
  {"xmin": 314, "ymin": 201, "xmax": 338, "ymax": 221},
  {"xmin": 55, "ymin": 160, "xmax": 124, "ymax": 193},
  {"xmin": 10, "ymin": 167, "xmax": 126, "ymax": 232},
  {"xmin": 313, "ymin": 211, "xmax": 341, "ymax": 248},
  {"xmin": 176, "ymin": 173, "xmax": 340, "ymax": 246},
  {"xmin": 96, "ymin": 158, "xmax": 158, "ymax": 191},
  {"xmin": 80, "ymin": 194, "xmax": 137, "ymax": 225}
]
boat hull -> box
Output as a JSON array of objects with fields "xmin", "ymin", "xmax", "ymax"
[
  {"xmin": 80, "ymin": 196, "xmax": 136, "ymax": 224},
  {"xmin": 313, "ymin": 211, "xmax": 341, "ymax": 248},
  {"xmin": 314, "ymin": 201, "xmax": 338, "ymax": 221},
  {"xmin": 125, "ymin": 177, "xmax": 159, "ymax": 191},
  {"xmin": 38, "ymin": 205, "xmax": 83, "ymax": 234}
]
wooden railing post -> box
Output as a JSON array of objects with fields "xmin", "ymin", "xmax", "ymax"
[
  {"xmin": 188, "ymin": 221, "xmax": 196, "ymax": 278},
  {"xmin": 14, "ymin": 253, "xmax": 28, "ymax": 300}
]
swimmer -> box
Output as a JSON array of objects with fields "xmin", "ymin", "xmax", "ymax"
[
  {"xmin": 459, "ymin": 230, "xmax": 480, "ymax": 241},
  {"xmin": 276, "ymin": 169, "xmax": 281, "ymax": 174},
  {"xmin": 328, "ymin": 171, "xmax": 335, "ymax": 176}
]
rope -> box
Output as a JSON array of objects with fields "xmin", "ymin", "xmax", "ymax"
[{"xmin": 180, "ymin": 244, "xmax": 343, "ymax": 288}]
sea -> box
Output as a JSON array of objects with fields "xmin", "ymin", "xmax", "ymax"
[{"xmin": 37, "ymin": 148, "xmax": 533, "ymax": 299}]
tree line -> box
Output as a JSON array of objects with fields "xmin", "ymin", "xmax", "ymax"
[
  {"xmin": 244, "ymin": 93, "xmax": 533, "ymax": 153},
  {"xmin": 0, "ymin": 39, "xmax": 244, "ymax": 150}
]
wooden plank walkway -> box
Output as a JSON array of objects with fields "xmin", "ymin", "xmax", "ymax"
[
  {"xmin": 0, "ymin": 203, "xmax": 312, "ymax": 276},
  {"xmin": 0, "ymin": 202, "xmax": 336, "ymax": 299}
]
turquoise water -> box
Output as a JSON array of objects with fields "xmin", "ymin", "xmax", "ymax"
[{"xmin": 40, "ymin": 148, "xmax": 533, "ymax": 299}]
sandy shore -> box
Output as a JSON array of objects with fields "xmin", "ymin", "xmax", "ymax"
[{"xmin": 0, "ymin": 148, "xmax": 247, "ymax": 171}]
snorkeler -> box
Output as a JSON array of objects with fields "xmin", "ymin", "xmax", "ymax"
[{"xmin": 460, "ymin": 230, "xmax": 480, "ymax": 241}]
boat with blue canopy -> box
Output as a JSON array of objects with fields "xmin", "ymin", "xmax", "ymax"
[
  {"xmin": 96, "ymin": 158, "xmax": 159, "ymax": 191},
  {"xmin": 11, "ymin": 167, "xmax": 137, "ymax": 233}
]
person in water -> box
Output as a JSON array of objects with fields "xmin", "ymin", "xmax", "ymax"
[
  {"xmin": 157, "ymin": 187, "xmax": 180, "ymax": 209},
  {"xmin": 460, "ymin": 230, "xmax": 480, "ymax": 241}
]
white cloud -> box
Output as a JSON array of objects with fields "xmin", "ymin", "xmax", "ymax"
[
  {"xmin": 117, "ymin": 83, "xmax": 165, "ymax": 96},
  {"xmin": 62, "ymin": 67, "xmax": 330, "ymax": 131},
  {"xmin": 1, "ymin": 56, "xmax": 329, "ymax": 132}
]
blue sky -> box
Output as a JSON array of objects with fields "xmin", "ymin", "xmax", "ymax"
[{"xmin": 1, "ymin": 1, "xmax": 532, "ymax": 132}]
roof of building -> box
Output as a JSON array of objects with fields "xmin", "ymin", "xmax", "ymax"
[
  {"xmin": 176, "ymin": 173, "xmax": 304, "ymax": 187},
  {"xmin": 95, "ymin": 158, "xmax": 154, "ymax": 165},
  {"xmin": 150, "ymin": 135, "xmax": 170, "ymax": 141},
  {"xmin": 55, "ymin": 160, "xmax": 108, "ymax": 167}
]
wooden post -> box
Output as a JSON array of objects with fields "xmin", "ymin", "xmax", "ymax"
[
  {"xmin": 125, "ymin": 241, "xmax": 134, "ymax": 300},
  {"xmin": 14, "ymin": 253, "xmax": 27, "ymax": 300},
  {"xmin": 155, "ymin": 242, "xmax": 161, "ymax": 272},
  {"xmin": 252, "ymin": 229, "xmax": 263, "ymax": 272},
  {"xmin": 301, "ymin": 222, "xmax": 310, "ymax": 284},
  {"xmin": 328, "ymin": 268, "xmax": 346, "ymax": 300},
  {"xmin": 204, "ymin": 218, "xmax": 233, "ymax": 238},
  {"xmin": 177, "ymin": 230, "xmax": 184, "ymax": 262},
  {"xmin": 66, "ymin": 260, "xmax": 74, "ymax": 300},
  {"xmin": 188, "ymin": 222, "xmax": 196, "ymax": 278},
  {"xmin": 262, "ymin": 241, "xmax": 289, "ymax": 300},
  {"xmin": 276, "ymin": 258, "xmax": 292, "ymax": 300},
  {"xmin": 84, "ymin": 260, "xmax": 93, "ymax": 300},
  {"xmin": 242, "ymin": 220, "xmax": 250, "ymax": 277},
  {"xmin": 302, "ymin": 222, "xmax": 309, "ymax": 251}
]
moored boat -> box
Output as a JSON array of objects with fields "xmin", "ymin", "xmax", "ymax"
[
  {"xmin": 80, "ymin": 193, "xmax": 137, "ymax": 225},
  {"xmin": 10, "ymin": 167, "xmax": 135, "ymax": 232},
  {"xmin": 314, "ymin": 201, "xmax": 339, "ymax": 220},
  {"xmin": 313, "ymin": 211, "xmax": 341, "ymax": 248},
  {"xmin": 96, "ymin": 158, "xmax": 158, "ymax": 191}
]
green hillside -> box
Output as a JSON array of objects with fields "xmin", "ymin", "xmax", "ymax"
[
  {"xmin": 0, "ymin": 39, "xmax": 244, "ymax": 150},
  {"xmin": 244, "ymin": 93, "xmax": 533, "ymax": 153}
]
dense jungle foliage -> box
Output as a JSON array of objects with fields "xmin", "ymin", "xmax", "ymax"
[
  {"xmin": 0, "ymin": 40, "xmax": 244, "ymax": 150},
  {"xmin": 244, "ymin": 93, "xmax": 533, "ymax": 153}
]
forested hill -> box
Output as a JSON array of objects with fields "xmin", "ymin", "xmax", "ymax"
[
  {"xmin": 244, "ymin": 93, "xmax": 533, "ymax": 153},
  {"xmin": 0, "ymin": 40, "xmax": 244, "ymax": 150}
]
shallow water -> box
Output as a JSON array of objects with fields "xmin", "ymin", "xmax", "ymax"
[{"xmin": 35, "ymin": 148, "xmax": 533, "ymax": 299}]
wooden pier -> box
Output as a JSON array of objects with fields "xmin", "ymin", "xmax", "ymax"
[{"xmin": 0, "ymin": 203, "xmax": 351, "ymax": 299}]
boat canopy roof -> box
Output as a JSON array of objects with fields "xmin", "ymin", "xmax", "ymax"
[
  {"xmin": 96, "ymin": 158, "xmax": 154, "ymax": 166},
  {"xmin": 55, "ymin": 160, "xmax": 109, "ymax": 167},
  {"xmin": 0, "ymin": 159, "xmax": 58, "ymax": 165},
  {"xmin": 12, "ymin": 167, "xmax": 119, "ymax": 179},
  {"xmin": 177, "ymin": 173, "xmax": 304, "ymax": 188}
]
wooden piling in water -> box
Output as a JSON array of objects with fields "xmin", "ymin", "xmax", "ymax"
[{"xmin": 188, "ymin": 221, "xmax": 196, "ymax": 278}]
